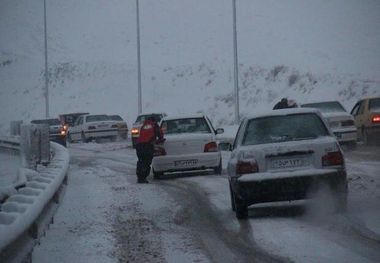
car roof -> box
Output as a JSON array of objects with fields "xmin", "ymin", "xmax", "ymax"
[
  {"xmin": 245, "ymin": 108, "xmax": 321, "ymax": 120},
  {"xmin": 162, "ymin": 114, "xmax": 206, "ymax": 121},
  {"xmin": 301, "ymin": 100, "xmax": 341, "ymax": 106}
]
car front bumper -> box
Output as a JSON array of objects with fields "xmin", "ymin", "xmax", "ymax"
[
  {"xmin": 231, "ymin": 168, "xmax": 347, "ymax": 205},
  {"xmin": 152, "ymin": 152, "xmax": 221, "ymax": 173}
]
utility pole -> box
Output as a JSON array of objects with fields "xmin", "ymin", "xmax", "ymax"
[
  {"xmin": 232, "ymin": 0, "xmax": 240, "ymax": 123},
  {"xmin": 43, "ymin": 0, "xmax": 49, "ymax": 118},
  {"xmin": 136, "ymin": 0, "xmax": 142, "ymax": 114}
]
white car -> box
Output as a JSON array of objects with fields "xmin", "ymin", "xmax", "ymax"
[
  {"xmin": 301, "ymin": 101, "xmax": 357, "ymax": 146},
  {"xmin": 152, "ymin": 114, "xmax": 224, "ymax": 178},
  {"xmin": 67, "ymin": 114, "xmax": 119, "ymax": 143},
  {"xmin": 227, "ymin": 108, "xmax": 347, "ymax": 219}
]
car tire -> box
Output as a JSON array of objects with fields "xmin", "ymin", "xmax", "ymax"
[
  {"xmin": 229, "ymin": 183, "xmax": 236, "ymax": 211},
  {"xmin": 234, "ymin": 193, "xmax": 248, "ymax": 219},
  {"xmin": 81, "ymin": 132, "xmax": 88, "ymax": 143},
  {"xmin": 60, "ymin": 139, "xmax": 67, "ymax": 147},
  {"xmin": 214, "ymin": 159, "xmax": 222, "ymax": 175},
  {"xmin": 110, "ymin": 136, "xmax": 117, "ymax": 142},
  {"xmin": 153, "ymin": 170, "xmax": 163, "ymax": 179}
]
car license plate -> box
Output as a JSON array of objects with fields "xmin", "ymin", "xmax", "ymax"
[
  {"xmin": 174, "ymin": 159, "xmax": 198, "ymax": 167},
  {"xmin": 98, "ymin": 124, "xmax": 108, "ymax": 128},
  {"xmin": 270, "ymin": 157, "xmax": 309, "ymax": 169}
]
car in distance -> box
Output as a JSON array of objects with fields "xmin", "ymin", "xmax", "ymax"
[
  {"xmin": 31, "ymin": 118, "xmax": 67, "ymax": 147},
  {"xmin": 131, "ymin": 113, "xmax": 166, "ymax": 148},
  {"xmin": 350, "ymin": 97, "xmax": 380, "ymax": 145},
  {"xmin": 59, "ymin": 112, "xmax": 89, "ymax": 131},
  {"xmin": 227, "ymin": 108, "xmax": 347, "ymax": 219},
  {"xmin": 67, "ymin": 114, "xmax": 119, "ymax": 143},
  {"xmin": 152, "ymin": 114, "xmax": 224, "ymax": 178},
  {"xmin": 108, "ymin": 115, "xmax": 128, "ymax": 139},
  {"xmin": 301, "ymin": 101, "xmax": 357, "ymax": 146}
]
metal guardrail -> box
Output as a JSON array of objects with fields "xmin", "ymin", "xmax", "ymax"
[{"xmin": 0, "ymin": 129, "xmax": 69, "ymax": 262}]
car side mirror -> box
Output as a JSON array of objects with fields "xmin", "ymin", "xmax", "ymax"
[
  {"xmin": 218, "ymin": 142, "xmax": 232, "ymax": 151},
  {"xmin": 215, "ymin": 128, "xmax": 224, "ymax": 134}
]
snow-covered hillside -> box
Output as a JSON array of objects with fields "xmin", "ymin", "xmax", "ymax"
[{"xmin": 1, "ymin": 0, "xmax": 379, "ymax": 134}]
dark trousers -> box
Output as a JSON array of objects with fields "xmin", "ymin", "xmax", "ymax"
[{"xmin": 136, "ymin": 143, "xmax": 154, "ymax": 182}]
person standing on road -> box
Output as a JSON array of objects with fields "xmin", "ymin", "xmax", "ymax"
[{"xmin": 135, "ymin": 116, "xmax": 164, "ymax": 183}]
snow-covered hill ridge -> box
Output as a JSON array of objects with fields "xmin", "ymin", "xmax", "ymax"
[{"xmin": 1, "ymin": 59, "xmax": 378, "ymax": 134}]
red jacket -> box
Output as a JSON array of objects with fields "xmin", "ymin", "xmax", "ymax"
[{"xmin": 137, "ymin": 120, "xmax": 163, "ymax": 144}]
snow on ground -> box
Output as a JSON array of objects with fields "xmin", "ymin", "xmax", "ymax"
[
  {"xmin": 33, "ymin": 141, "xmax": 210, "ymax": 263},
  {"xmin": 33, "ymin": 141, "xmax": 380, "ymax": 262}
]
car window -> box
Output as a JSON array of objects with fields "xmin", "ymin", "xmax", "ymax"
[
  {"xmin": 369, "ymin": 98, "xmax": 380, "ymax": 112},
  {"xmin": 161, "ymin": 117, "xmax": 211, "ymax": 134},
  {"xmin": 301, "ymin": 101, "xmax": 346, "ymax": 113},
  {"xmin": 86, "ymin": 115, "xmax": 108, "ymax": 122},
  {"xmin": 233, "ymin": 119, "xmax": 246, "ymax": 149},
  {"xmin": 351, "ymin": 102, "xmax": 360, "ymax": 116},
  {"xmin": 108, "ymin": 115, "xmax": 123, "ymax": 121},
  {"xmin": 242, "ymin": 113, "xmax": 329, "ymax": 146},
  {"xmin": 136, "ymin": 114, "xmax": 163, "ymax": 123}
]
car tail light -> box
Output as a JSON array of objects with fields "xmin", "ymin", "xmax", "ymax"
[
  {"xmin": 111, "ymin": 124, "xmax": 118, "ymax": 128},
  {"xmin": 236, "ymin": 160, "xmax": 259, "ymax": 175},
  {"xmin": 63, "ymin": 124, "xmax": 69, "ymax": 131},
  {"xmin": 204, "ymin": 142, "xmax": 218, "ymax": 152},
  {"xmin": 131, "ymin": 128, "xmax": 139, "ymax": 134},
  {"xmin": 60, "ymin": 129, "xmax": 66, "ymax": 136},
  {"xmin": 154, "ymin": 146, "xmax": 166, "ymax": 156},
  {"xmin": 372, "ymin": 115, "xmax": 380, "ymax": 123},
  {"xmin": 322, "ymin": 150, "xmax": 344, "ymax": 166},
  {"xmin": 341, "ymin": 120, "xmax": 354, "ymax": 127},
  {"xmin": 88, "ymin": 126, "xmax": 96, "ymax": 130}
]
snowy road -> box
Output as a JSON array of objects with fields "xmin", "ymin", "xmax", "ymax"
[{"xmin": 32, "ymin": 142, "xmax": 380, "ymax": 263}]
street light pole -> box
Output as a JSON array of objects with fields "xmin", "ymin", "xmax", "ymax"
[
  {"xmin": 136, "ymin": 0, "xmax": 142, "ymax": 114},
  {"xmin": 43, "ymin": 0, "xmax": 49, "ymax": 118},
  {"xmin": 232, "ymin": 0, "xmax": 240, "ymax": 123}
]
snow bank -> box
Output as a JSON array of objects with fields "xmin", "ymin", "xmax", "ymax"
[{"xmin": 0, "ymin": 142, "xmax": 70, "ymax": 252}]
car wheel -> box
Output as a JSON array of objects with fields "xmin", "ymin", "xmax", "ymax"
[
  {"xmin": 61, "ymin": 139, "xmax": 67, "ymax": 147},
  {"xmin": 110, "ymin": 136, "xmax": 117, "ymax": 142},
  {"xmin": 234, "ymin": 193, "xmax": 248, "ymax": 219},
  {"xmin": 81, "ymin": 132, "xmax": 88, "ymax": 143},
  {"xmin": 153, "ymin": 170, "xmax": 163, "ymax": 179},
  {"xmin": 229, "ymin": 183, "xmax": 236, "ymax": 211},
  {"xmin": 214, "ymin": 159, "xmax": 222, "ymax": 175}
]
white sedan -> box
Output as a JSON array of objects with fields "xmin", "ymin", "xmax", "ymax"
[
  {"xmin": 67, "ymin": 114, "xmax": 119, "ymax": 143},
  {"xmin": 301, "ymin": 101, "xmax": 357, "ymax": 146},
  {"xmin": 227, "ymin": 108, "xmax": 348, "ymax": 219},
  {"xmin": 152, "ymin": 114, "xmax": 224, "ymax": 178}
]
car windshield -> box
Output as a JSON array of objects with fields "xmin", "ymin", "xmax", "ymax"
[
  {"xmin": 135, "ymin": 114, "xmax": 163, "ymax": 123},
  {"xmin": 161, "ymin": 117, "xmax": 211, "ymax": 135},
  {"xmin": 369, "ymin": 98, "xmax": 380, "ymax": 112},
  {"xmin": 86, "ymin": 115, "xmax": 108, "ymax": 122},
  {"xmin": 242, "ymin": 113, "xmax": 329, "ymax": 145},
  {"xmin": 31, "ymin": 119, "xmax": 61, "ymax": 125},
  {"xmin": 301, "ymin": 101, "xmax": 346, "ymax": 113},
  {"xmin": 108, "ymin": 115, "xmax": 123, "ymax": 121}
]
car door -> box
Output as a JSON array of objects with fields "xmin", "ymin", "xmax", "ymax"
[{"xmin": 71, "ymin": 116, "xmax": 83, "ymax": 141}]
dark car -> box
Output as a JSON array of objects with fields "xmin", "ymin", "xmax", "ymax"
[
  {"xmin": 31, "ymin": 118, "xmax": 67, "ymax": 147},
  {"xmin": 131, "ymin": 113, "xmax": 166, "ymax": 148}
]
